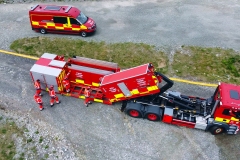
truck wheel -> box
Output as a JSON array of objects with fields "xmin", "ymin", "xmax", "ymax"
[
  {"xmin": 127, "ymin": 109, "xmax": 142, "ymax": 118},
  {"xmin": 209, "ymin": 126, "xmax": 225, "ymax": 135},
  {"xmin": 144, "ymin": 105, "xmax": 162, "ymax": 121},
  {"xmin": 40, "ymin": 28, "xmax": 47, "ymax": 34},
  {"xmin": 81, "ymin": 31, "xmax": 87, "ymax": 37},
  {"xmin": 145, "ymin": 113, "xmax": 160, "ymax": 121}
]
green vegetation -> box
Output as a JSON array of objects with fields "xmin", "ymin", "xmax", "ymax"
[
  {"xmin": 10, "ymin": 37, "xmax": 240, "ymax": 84},
  {"xmin": 10, "ymin": 37, "xmax": 168, "ymax": 73},
  {"xmin": 45, "ymin": 145, "xmax": 49, "ymax": 149},
  {"xmin": 39, "ymin": 136, "xmax": 43, "ymax": 143},
  {"xmin": 0, "ymin": 119, "xmax": 23, "ymax": 160},
  {"xmin": 27, "ymin": 138, "xmax": 33, "ymax": 143},
  {"xmin": 173, "ymin": 46, "xmax": 240, "ymax": 83},
  {"xmin": 44, "ymin": 153, "xmax": 49, "ymax": 159}
]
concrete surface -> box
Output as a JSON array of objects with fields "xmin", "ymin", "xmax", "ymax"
[{"xmin": 0, "ymin": 1, "xmax": 240, "ymax": 160}]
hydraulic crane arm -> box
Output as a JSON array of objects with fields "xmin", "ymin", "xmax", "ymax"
[{"xmin": 154, "ymin": 71, "xmax": 174, "ymax": 94}]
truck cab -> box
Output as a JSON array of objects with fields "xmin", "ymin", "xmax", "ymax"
[
  {"xmin": 29, "ymin": 4, "xmax": 96, "ymax": 37},
  {"xmin": 208, "ymin": 83, "xmax": 240, "ymax": 134}
]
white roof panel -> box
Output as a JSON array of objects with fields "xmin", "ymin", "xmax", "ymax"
[
  {"xmin": 30, "ymin": 64, "xmax": 62, "ymax": 77},
  {"xmin": 49, "ymin": 60, "xmax": 66, "ymax": 68},
  {"xmin": 41, "ymin": 53, "xmax": 57, "ymax": 59}
]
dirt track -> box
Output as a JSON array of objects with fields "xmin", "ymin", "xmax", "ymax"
[{"xmin": 0, "ymin": 1, "xmax": 240, "ymax": 160}]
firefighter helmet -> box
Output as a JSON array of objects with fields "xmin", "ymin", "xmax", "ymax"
[
  {"xmin": 49, "ymin": 85, "xmax": 54, "ymax": 90},
  {"xmin": 87, "ymin": 87, "xmax": 91, "ymax": 89},
  {"xmin": 36, "ymin": 79, "xmax": 40, "ymax": 82}
]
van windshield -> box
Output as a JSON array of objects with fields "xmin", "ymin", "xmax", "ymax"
[{"xmin": 76, "ymin": 12, "xmax": 88, "ymax": 24}]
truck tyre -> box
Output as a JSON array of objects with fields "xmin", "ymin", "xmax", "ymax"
[
  {"xmin": 40, "ymin": 28, "xmax": 47, "ymax": 34},
  {"xmin": 145, "ymin": 113, "xmax": 160, "ymax": 121},
  {"xmin": 144, "ymin": 105, "xmax": 162, "ymax": 121},
  {"xmin": 127, "ymin": 109, "xmax": 142, "ymax": 118},
  {"xmin": 209, "ymin": 126, "xmax": 225, "ymax": 135},
  {"xmin": 125, "ymin": 102, "xmax": 143, "ymax": 118},
  {"xmin": 81, "ymin": 31, "xmax": 87, "ymax": 37}
]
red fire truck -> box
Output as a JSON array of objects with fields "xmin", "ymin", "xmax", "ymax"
[
  {"xmin": 29, "ymin": 4, "xmax": 96, "ymax": 37},
  {"xmin": 30, "ymin": 53, "xmax": 240, "ymax": 135}
]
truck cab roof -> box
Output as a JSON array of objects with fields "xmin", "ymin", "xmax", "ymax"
[{"xmin": 220, "ymin": 82, "xmax": 240, "ymax": 108}]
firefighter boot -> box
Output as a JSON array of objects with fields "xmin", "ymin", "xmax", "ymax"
[
  {"xmin": 50, "ymin": 103, "xmax": 54, "ymax": 107},
  {"xmin": 56, "ymin": 101, "xmax": 61, "ymax": 104},
  {"xmin": 40, "ymin": 108, "xmax": 44, "ymax": 111}
]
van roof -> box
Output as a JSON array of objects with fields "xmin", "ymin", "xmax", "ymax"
[{"xmin": 30, "ymin": 4, "xmax": 80, "ymax": 18}]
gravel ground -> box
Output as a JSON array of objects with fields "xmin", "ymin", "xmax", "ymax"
[{"xmin": 0, "ymin": 1, "xmax": 240, "ymax": 160}]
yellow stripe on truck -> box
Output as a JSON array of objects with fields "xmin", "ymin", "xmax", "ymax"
[
  {"xmin": 131, "ymin": 89, "xmax": 139, "ymax": 95},
  {"xmin": 231, "ymin": 117, "xmax": 240, "ymax": 122},
  {"xmin": 92, "ymin": 82, "xmax": 100, "ymax": 87},
  {"xmin": 114, "ymin": 93, "xmax": 124, "ymax": 98},
  {"xmin": 147, "ymin": 85, "xmax": 158, "ymax": 91},
  {"xmin": 215, "ymin": 117, "xmax": 230, "ymax": 123},
  {"xmin": 76, "ymin": 79, "xmax": 84, "ymax": 84},
  {"xmin": 94, "ymin": 99, "xmax": 103, "ymax": 103}
]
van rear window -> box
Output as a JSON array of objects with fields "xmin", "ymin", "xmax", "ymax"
[{"xmin": 230, "ymin": 90, "xmax": 240, "ymax": 100}]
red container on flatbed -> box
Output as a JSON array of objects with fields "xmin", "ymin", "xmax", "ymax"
[{"xmin": 100, "ymin": 63, "xmax": 160, "ymax": 103}]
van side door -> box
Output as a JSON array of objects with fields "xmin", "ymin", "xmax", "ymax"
[
  {"xmin": 69, "ymin": 18, "xmax": 81, "ymax": 32},
  {"xmin": 53, "ymin": 17, "xmax": 70, "ymax": 31}
]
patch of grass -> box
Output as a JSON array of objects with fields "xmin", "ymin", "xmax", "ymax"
[
  {"xmin": 44, "ymin": 153, "xmax": 49, "ymax": 159},
  {"xmin": 0, "ymin": 121, "xmax": 24, "ymax": 160},
  {"xmin": 44, "ymin": 145, "xmax": 49, "ymax": 149},
  {"xmin": 1, "ymin": 128, "xmax": 7, "ymax": 134},
  {"xmin": 10, "ymin": 37, "xmax": 168, "ymax": 74},
  {"xmin": 35, "ymin": 130, "xmax": 39, "ymax": 134},
  {"xmin": 0, "ymin": 117, "xmax": 3, "ymax": 121},
  {"xmin": 39, "ymin": 136, "xmax": 43, "ymax": 143},
  {"xmin": 27, "ymin": 138, "xmax": 32, "ymax": 143},
  {"xmin": 10, "ymin": 37, "xmax": 240, "ymax": 84},
  {"xmin": 19, "ymin": 152, "xmax": 24, "ymax": 160},
  {"xmin": 23, "ymin": 127, "xmax": 29, "ymax": 132},
  {"xmin": 172, "ymin": 46, "xmax": 240, "ymax": 84},
  {"xmin": 31, "ymin": 146, "xmax": 37, "ymax": 154},
  {"xmin": 9, "ymin": 121, "xmax": 15, "ymax": 126}
]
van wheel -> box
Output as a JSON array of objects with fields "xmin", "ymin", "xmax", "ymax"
[
  {"xmin": 40, "ymin": 28, "xmax": 47, "ymax": 34},
  {"xmin": 81, "ymin": 31, "xmax": 87, "ymax": 37}
]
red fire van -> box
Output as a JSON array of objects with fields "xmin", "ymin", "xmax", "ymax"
[{"xmin": 29, "ymin": 4, "xmax": 96, "ymax": 37}]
